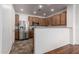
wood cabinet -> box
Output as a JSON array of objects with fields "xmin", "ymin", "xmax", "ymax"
[
  {"xmin": 55, "ymin": 14, "xmax": 61, "ymax": 25},
  {"xmin": 33, "ymin": 17, "xmax": 39, "ymax": 23},
  {"xmin": 28, "ymin": 16, "xmax": 39, "ymax": 26},
  {"xmin": 38, "ymin": 18, "xmax": 42, "ymax": 26},
  {"xmin": 15, "ymin": 14, "xmax": 19, "ymax": 26},
  {"xmin": 47, "ymin": 17, "xmax": 52, "ymax": 25},
  {"xmin": 15, "ymin": 14, "xmax": 19, "ymax": 40},
  {"xmin": 60, "ymin": 12, "xmax": 66, "ymax": 25},
  {"xmin": 28, "ymin": 16, "xmax": 33, "ymax": 26},
  {"xmin": 38, "ymin": 18, "xmax": 48, "ymax": 26},
  {"xmin": 28, "ymin": 16, "xmax": 49, "ymax": 26},
  {"xmin": 15, "ymin": 30, "xmax": 19, "ymax": 40},
  {"xmin": 48, "ymin": 11, "xmax": 66, "ymax": 26},
  {"xmin": 29, "ymin": 30, "xmax": 34, "ymax": 38},
  {"xmin": 44, "ymin": 18, "xmax": 49, "ymax": 26},
  {"xmin": 28, "ymin": 11, "xmax": 66, "ymax": 26},
  {"xmin": 40, "ymin": 18, "xmax": 45, "ymax": 26},
  {"xmin": 52, "ymin": 16, "xmax": 56, "ymax": 25}
]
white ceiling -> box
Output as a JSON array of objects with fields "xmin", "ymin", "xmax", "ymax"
[{"xmin": 13, "ymin": 4, "xmax": 68, "ymax": 17}]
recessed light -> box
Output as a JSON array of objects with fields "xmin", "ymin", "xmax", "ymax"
[
  {"xmin": 20, "ymin": 9, "xmax": 24, "ymax": 11},
  {"xmin": 43, "ymin": 13, "xmax": 46, "ymax": 16},
  {"xmin": 39, "ymin": 5, "xmax": 43, "ymax": 8},
  {"xmin": 51, "ymin": 9, "xmax": 54, "ymax": 12},
  {"xmin": 33, "ymin": 11, "xmax": 37, "ymax": 14}
]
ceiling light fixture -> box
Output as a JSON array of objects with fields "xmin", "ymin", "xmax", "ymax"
[
  {"xmin": 33, "ymin": 11, "xmax": 37, "ymax": 14},
  {"xmin": 39, "ymin": 5, "xmax": 43, "ymax": 9},
  {"xmin": 20, "ymin": 9, "xmax": 24, "ymax": 11},
  {"xmin": 51, "ymin": 9, "xmax": 54, "ymax": 12}
]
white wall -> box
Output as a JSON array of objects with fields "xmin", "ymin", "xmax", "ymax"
[
  {"xmin": 75, "ymin": 5, "xmax": 79, "ymax": 44},
  {"xmin": 0, "ymin": 5, "xmax": 15, "ymax": 54},
  {"xmin": 67, "ymin": 5, "xmax": 74, "ymax": 27},
  {"xmin": 0, "ymin": 5, "xmax": 2, "ymax": 53},
  {"xmin": 67, "ymin": 5, "xmax": 76, "ymax": 44},
  {"xmin": 34, "ymin": 28, "xmax": 70, "ymax": 54}
]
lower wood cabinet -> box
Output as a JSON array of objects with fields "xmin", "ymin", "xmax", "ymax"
[
  {"xmin": 15, "ymin": 30, "xmax": 19, "ymax": 40},
  {"xmin": 29, "ymin": 30, "xmax": 34, "ymax": 38}
]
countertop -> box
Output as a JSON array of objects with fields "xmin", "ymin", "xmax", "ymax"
[{"xmin": 29, "ymin": 26, "xmax": 72, "ymax": 29}]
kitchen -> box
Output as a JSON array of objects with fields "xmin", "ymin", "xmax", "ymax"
[
  {"xmin": 12, "ymin": 4, "xmax": 67, "ymax": 54},
  {"xmin": 9, "ymin": 4, "xmax": 76, "ymax": 54}
]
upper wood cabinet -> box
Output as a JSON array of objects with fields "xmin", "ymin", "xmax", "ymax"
[
  {"xmin": 41, "ymin": 18, "xmax": 46, "ymax": 26},
  {"xmin": 48, "ymin": 11, "xmax": 66, "ymax": 26},
  {"xmin": 34, "ymin": 17, "xmax": 39, "ymax": 23},
  {"xmin": 38, "ymin": 18, "xmax": 49, "ymax": 26},
  {"xmin": 47, "ymin": 17, "xmax": 52, "ymax": 25},
  {"xmin": 15, "ymin": 14, "xmax": 19, "ymax": 26},
  {"xmin": 28, "ymin": 11, "xmax": 66, "ymax": 26},
  {"xmin": 55, "ymin": 14, "xmax": 61, "ymax": 25},
  {"xmin": 15, "ymin": 14, "xmax": 19, "ymax": 40},
  {"xmin": 44, "ymin": 18, "xmax": 49, "ymax": 26},
  {"xmin": 41, "ymin": 18, "xmax": 45, "ymax": 26},
  {"xmin": 28, "ymin": 16, "xmax": 40, "ymax": 26},
  {"xmin": 52, "ymin": 16, "xmax": 56, "ymax": 26},
  {"xmin": 60, "ymin": 11, "xmax": 66, "ymax": 25},
  {"xmin": 38, "ymin": 18, "xmax": 41, "ymax": 25},
  {"xmin": 28, "ymin": 16, "xmax": 32, "ymax": 26}
]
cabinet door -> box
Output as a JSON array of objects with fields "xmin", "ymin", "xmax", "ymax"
[
  {"xmin": 45, "ymin": 19, "xmax": 49, "ymax": 26},
  {"xmin": 33, "ymin": 17, "xmax": 35, "ymax": 22},
  {"xmin": 15, "ymin": 14, "xmax": 19, "ymax": 40},
  {"xmin": 15, "ymin": 14, "xmax": 19, "ymax": 25},
  {"xmin": 34, "ymin": 17, "xmax": 39, "ymax": 23},
  {"xmin": 47, "ymin": 17, "xmax": 51, "ymax": 26},
  {"xmin": 35, "ymin": 17, "xmax": 39, "ymax": 23},
  {"xmin": 60, "ymin": 12, "xmax": 66, "ymax": 25},
  {"xmin": 55, "ymin": 14, "xmax": 61, "ymax": 25},
  {"xmin": 28, "ymin": 16, "xmax": 32, "ymax": 26},
  {"xmin": 52, "ymin": 16, "xmax": 56, "ymax": 25},
  {"xmin": 15, "ymin": 30, "xmax": 19, "ymax": 40},
  {"xmin": 29, "ymin": 30, "xmax": 34, "ymax": 38},
  {"xmin": 42, "ymin": 18, "xmax": 46, "ymax": 26},
  {"xmin": 38, "ymin": 18, "xmax": 41, "ymax": 25},
  {"xmin": 38, "ymin": 18, "xmax": 43, "ymax": 26}
]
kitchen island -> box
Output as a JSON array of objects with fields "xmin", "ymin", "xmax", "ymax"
[{"xmin": 34, "ymin": 27, "xmax": 72, "ymax": 54}]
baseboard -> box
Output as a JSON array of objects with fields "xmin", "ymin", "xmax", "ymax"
[{"xmin": 9, "ymin": 40, "xmax": 15, "ymax": 54}]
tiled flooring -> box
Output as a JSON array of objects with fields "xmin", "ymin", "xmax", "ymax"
[
  {"xmin": 10, "ymin": 38, "xmax": 34, "ymax": 54},
  {"xmin": 46, "ymin": 44, "xmax": 79, "ymax": 54},
  {"xmin": 10, "ymin": 39, "xmax": 79, "ymax": 54}
]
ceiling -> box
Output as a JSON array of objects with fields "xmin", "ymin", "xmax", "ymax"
[{"xmin": 13, "ymin": 4, "xmax": 68, "ymax": 17}]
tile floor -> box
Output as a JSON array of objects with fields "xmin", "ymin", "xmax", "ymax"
[
  {"xmin": 10, "ymin": 38, "xmax": 34, "ymax": 54},
  {"xmin": 46, "ymin": 44, "xmax": 79, "ymax": 54}
]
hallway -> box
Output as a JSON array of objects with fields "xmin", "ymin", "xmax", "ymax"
[{"xmin": 10, "ymin": 38, "xmax": 34, "ymax": 54}]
